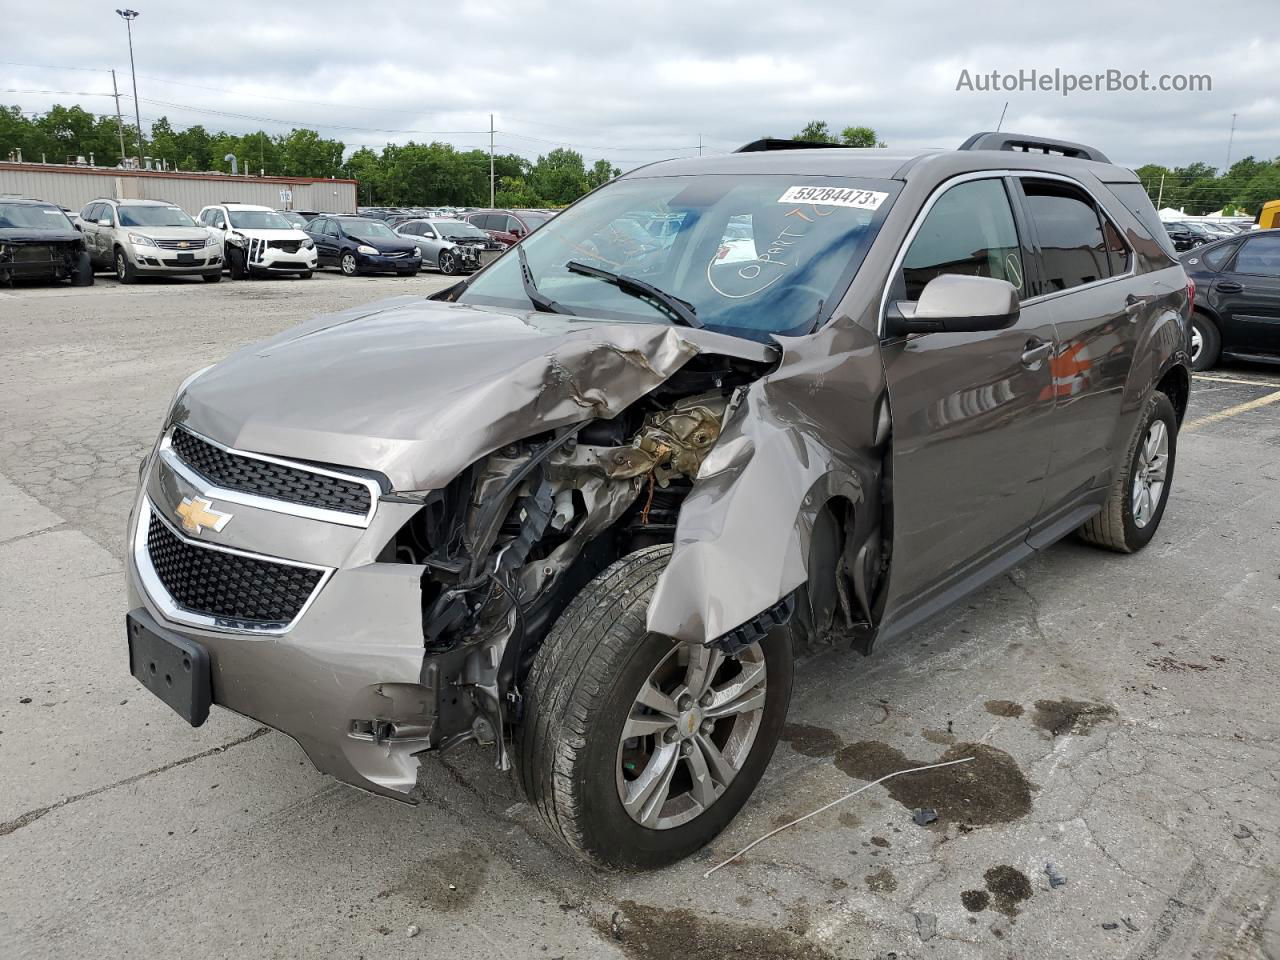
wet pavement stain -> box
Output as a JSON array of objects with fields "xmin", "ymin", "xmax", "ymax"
[
  {"xmin": 1031, "ymin": 698, "xmax": 1117, "ymax": 737},
  {"xmin": 837, "ymin": 811, "xmax": 861, "ymax": 829},
  {"xmin": 984, "ymin": 865, "xmax": 1032, "ymax": 917},
  {"xmin": 870, "ymin": 835, "xmax": 891, "ymax": 848},
  {"xmin": 961, "ymin": 890, "xmax": 991, "ymax": 912},
  {"xmin": 375, "ymin": 844, "xmax": 490, "ymax": 912},
  {"xmin": 833, "ymin": 741, "xmax": 1032, "ymax": 825},
  {"xmin": 864, "ymin": 867, "xmax": 898, "ymax": 893},
  {"xmin": 781, "ymin": 723, "xmax": 843, "ymax": 757},
  {"xmin": 602, "ymin": 900, "xmax": 837, "ymax": 960},
  {"xmin": 921, "ymin": 728, "xmax": 957, "ymax": 745},
  {"xmin": 984, "ymin": 699, "xmax": 1025, "ymax": 718}
]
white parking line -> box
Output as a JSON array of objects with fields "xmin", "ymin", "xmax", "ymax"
[
  {"xmin": 1184, "ymin": 390, "xmax": 1280, "ymax": 432},
  {"xmin": 1194, "ymin": 373, "xmax": 1280, "ymax": 387}
]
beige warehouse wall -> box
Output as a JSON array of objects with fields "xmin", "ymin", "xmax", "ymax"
[{"xmin": 0, "ymin": 164, "xmax": 356, "ymax": 216}]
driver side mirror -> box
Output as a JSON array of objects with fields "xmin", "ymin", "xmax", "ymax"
[
  {"xmin": 97, "ymin": 218, "xmax": 112, "ymax": 227},
  {"xmin": 884, "ymin": 274, "xmax": 1020, "ymax": 337}
]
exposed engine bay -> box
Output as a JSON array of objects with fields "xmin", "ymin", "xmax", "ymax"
[{"xmin": 377, "ymin": 355, "xmax": 766, "ymax": 766}]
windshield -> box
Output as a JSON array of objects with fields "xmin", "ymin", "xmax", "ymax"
[
  {"xmin": 277, "ymin": 211, "xmax": 308, "ymax": 227},
  {"xmin": 434, "ymin": 220, "xmax": 488, "ymax": 240},
  {"xmin": 458, "ymin": 174, "xmax": 900, "ymax": 341},
  {"xmin": 343, "ymin": 219, "xmax": 398, "ymax": 241},
  {"xmin": 118, "ymin": 205, "xmax": 196, "ymax": 228},
  {"xmin": 228, "ymin": 210, "xmax": 292, "ymax": 230},
  {"xmin": 0, "ymin": 202, "xmax": 73, "ymax": 230}
]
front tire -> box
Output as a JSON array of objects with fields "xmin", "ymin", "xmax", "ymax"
[
  {"xmin": 438, "ymin": 250, "xmax": 460, "ymax": 275},
  {"xmin": 70, "ymin": 250, "xmax": 94, "ymax": 286},
  {"xmin": 517, "ymin": 545, "xmax": 793, "ymax": 868},
  {"xmin": 340, "ymin": 253, "xmax": 358, "ymax": 276},
  {"xmin": 114, "ymin": 247, "xmax": 136, "ymax": 284},
  {"xmin": 201, "ymin": 271, "xmax": 221, "ymax": 283},
  {"xmin": 1079, "ymin": 391, "xmax": 1178, "ymax": 553},
  {"xmin": 1190, "ymin": 312, "xmax": 1221, "ymax": 371},
  {"xmin": 227, "ymin": 247, "xmax": 248, "ymax": 280},
  {"xmin": 298, "ymin": 270, "xmax": 313, "ymax": 279}
]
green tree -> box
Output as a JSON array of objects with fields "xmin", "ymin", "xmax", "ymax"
[
  {"xmin": 585, "ymin": 158, "xmax": 620, "ymax": 191},
  {"xmin": 794, "ymin": 120, "xmax": 833, "ymax": 143},
  {"xmin": 840, "ymin": 125, "xmax": 884, "ymax": 148},
  {"xmin": 528, "ymin": 148, "xmax": 588, "ymax": 205}
]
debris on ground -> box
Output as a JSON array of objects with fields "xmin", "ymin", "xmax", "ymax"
[
  {"xmin": 912, "ymin": 911, "xmax": 937, "ymax": 941},
  {"xmin": 1121, "ymin": 917, "xmax": 1140, "ymax": 932},
  {"xmin": 1045, "ymin": 862, "xmax": 1067, "ymax": 888},
  {"xmin": 1234, "ymin": 824, "xmax": 1255, "ymax": 839},
  {"xmin": 912, "ymin": 808, "xmax": 938, "ymax": 826},
  {"xmin": 18, "ymin": 697, "xmax": 31, "ymax": 704},
  {"xmin": 1102, "ymin": 922, "xmax": 1119, "ymax": 930},
  {"xmin": 406, "ymin": 924, "xmax": 420, "ymax": 938}
]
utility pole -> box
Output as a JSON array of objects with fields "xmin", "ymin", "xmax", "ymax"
[
  {"xmin": 1156, "ymin": 172, "xmax": 1165, "ymax": 210},
  {"xmin": 698, "ymin": 133, "xmax": 702, "ymax": 157},
  {"xmin": 110, "ymin": 69, "xmax": 127, "ymax": 163},
  {"xmin": 489, "ymin": 113, "xmax": 495, "ymax": 207},
  {"xmin": 116, "ymin": 9, "xmax": 144, "ymax": 169},
  {"xmin": 1225, "ymin": 112, "xmax": 1237, "ymax": 171}
]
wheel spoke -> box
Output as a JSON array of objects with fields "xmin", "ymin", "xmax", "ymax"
[
  {"xmin": 1147, "ymin": 454, "xmax": 1167, "ymax": 482},
  {"xmin": 694, "ymin": 733, "xmax": 738, "ymax": 788},
  {"xmin": 634, "ymin": 679, "xmax": 679, "ymax": 718},
  {"xmin": 684, "ymin": 741, "xmax": 719, "ymax": 809},
  {"xmin": 703, "ymin": 660, "xmax": 766, "ymax": 718},
  {"xmin": 621, "ymin": 712, "xmax": 675, "ymax": 741},
  {"xmin": 623, "ymin": 742, "xmax": 680, "ymax": 827},
  {"xmin": 683, "ymin": 644, "xmax": 723, "ymax": 698}
]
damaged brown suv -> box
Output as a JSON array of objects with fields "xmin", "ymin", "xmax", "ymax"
[{"xmin": 126, "ymin": 132, "xmax": 1192, "ymax": 867}]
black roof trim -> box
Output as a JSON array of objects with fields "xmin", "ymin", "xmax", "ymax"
[
  {"xmin": 958, "ymin": 132, "xmax": 1110, "ymax": 164},
  {"xmin": 734, "ymin": 138, "xmax": 856, "ymax": 153}
]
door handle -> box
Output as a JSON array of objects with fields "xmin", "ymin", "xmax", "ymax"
[
  {"xmin": 1217, "ymin": 281, "xmax": 1244, "ymax": 294},
  {"xmin": 1125, "ymin": 293, "xmax": 1148, "ymax": 321},
  {"xmin": 1021, "ymin": 338, "xmax": 1053, "ymax": 366}
]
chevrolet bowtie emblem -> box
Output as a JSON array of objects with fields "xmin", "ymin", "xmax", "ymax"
[
  {"xmin": 176, "ymin": 496, "xmax": 232, "ymax": 534},
  {"xmin": 178, "ymin": 241, "xmax": 190, "ymax": 248}
]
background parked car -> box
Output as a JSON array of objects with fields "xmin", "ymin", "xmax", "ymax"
[
  {"xmin": 1181, "ymin": 229, "xmax": 1280, "ymax": 370},
  {"xmin": 1164, "ymin": 220, "xmax": 1215, "ymax": 252},
  {"xmin": 275, "ymin": 210, "xmax": 312, "ymax": 229},
  {"xmin": 79, "ymin": 198, "xmax": 221, "ymax": 283},
  {"xmin": 0, "ymin": 196, "xmax": 93, "ymax": 286},
  {"xmin": 395, "ymin": 218, "xmax": 502, "ymax": 274},
  {"xmin": 305, "ymin": 215, "xmax": 422, "ymax": 276},
  {"xmin": 464, "ymin": 208, "xmax": 552, "ymax": 246},
  {"xmin": 198, "ymin": 203, "xmax": 317, "ymax": 280}
]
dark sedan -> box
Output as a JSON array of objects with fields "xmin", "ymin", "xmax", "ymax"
[
  {"xmin": 1164, "ymin": 220, "xmax": 1215, "ymax": 253},
  {"xmin": 306, "ymin": 215, "xmax": 423, "ymax": 276},
  {"xmin": 0, "ymin": 197, "xmax": 94, "ymax": 286},
  {"xmin": 1181, "ymin": 230, "xmax": 1280, "ymax": 370}
]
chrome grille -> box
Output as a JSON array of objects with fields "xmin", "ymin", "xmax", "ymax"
[{"xmin": 154, "ymin": 239, "xmax": 205, "ymax": 250}]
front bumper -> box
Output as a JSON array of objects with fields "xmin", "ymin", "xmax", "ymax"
[
  {"xmin": 125, "ymin": 434, "xmax": 441, "ymax": 800},
  {"xmin": 132, "ymin": 246, "xmax": 222, "ymax": 275},
  {"xmin": 244, "ymin": 239, "xmax": 318, "ymax": 273},
  {"xmin": 356, "ymin": 252, "xmax": 422, "ymax": 272}
]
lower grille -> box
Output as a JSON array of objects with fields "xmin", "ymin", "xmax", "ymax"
[
  {"xmin": 268, "ymin": 239, "xmax": 301, "ymax": 253},
  {"xmin": 146, "ymin": 511, "xmax": 323, "ymax": 626}
]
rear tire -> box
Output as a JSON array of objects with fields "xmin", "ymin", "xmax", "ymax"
[
  {"xmin": 517, "ymin": 545, "xmax": 793, "ymax": 868},
  {"xmin": 70, "ymin": 251, "xmax": 94, "ymax": 286},
  {"xmin": 114, "ymin": 247, "xmax": 136, "ymax": 284},
  {"xmin": 1078, "ymin": 391, "xmax": 1178, "ymax": 553},
  {"xmin": 1190, "ymin": 312, "xmax": 1221, "ymax": 372}
]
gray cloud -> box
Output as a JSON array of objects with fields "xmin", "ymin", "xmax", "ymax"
[{"xmin": 4, "ymin": 0, "xmax": 1277, "ymax": 171}]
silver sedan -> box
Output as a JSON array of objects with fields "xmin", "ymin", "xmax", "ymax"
[{"xmin": 394, "ymin": 219, "xmax": 498, "ymax": 275}]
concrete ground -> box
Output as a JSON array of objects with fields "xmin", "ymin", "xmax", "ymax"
[{"xmin": 2, "ymin": 270, "xmax": 1278, "ymax": 960}]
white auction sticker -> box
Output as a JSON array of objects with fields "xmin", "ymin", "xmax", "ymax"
[{"xmin": 777, "ymin": 185, "xmax": 888, "ymax": 210}]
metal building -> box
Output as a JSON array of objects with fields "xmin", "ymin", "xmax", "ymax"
[{"xmin": 0, "ymin": 162, "xmax": 357, "ymax": 215}]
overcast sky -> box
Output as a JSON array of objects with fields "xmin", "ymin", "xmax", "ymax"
[{"xmin": 4, "ymin": 0, "xmax": 1277, "ymax": 173}]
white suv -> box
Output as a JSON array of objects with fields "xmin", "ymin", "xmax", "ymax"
[{"xmin": 197, "ymin": 203, "xmax": 317, "ymax": 279}]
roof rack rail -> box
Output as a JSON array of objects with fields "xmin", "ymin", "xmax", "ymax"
[
  {"xmin": 734, "ymin": 138, "xmax": 855, "ymax": 153},
  {"xmin": 958, "ymin": 132, "xmax": 1110, "ymax": 164}
]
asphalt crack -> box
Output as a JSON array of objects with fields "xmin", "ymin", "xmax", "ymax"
[{"xmin": 0, "ymin": 726, "xmax": 270, "ymax": 838}]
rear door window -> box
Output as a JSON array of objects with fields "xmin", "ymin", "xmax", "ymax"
[
  {"xmin": 1200, "ymin": 241, "xmax": 1239, "ymax": 270},
  {"xmin": 1106, "ymin": 182, "xmax": 1178, "ymax": 258},
  {"xmin": 1021, "ymin": 181, "xmax": 1111, "ymax": 291},
  {"xmin": 899, "ymin": 178, "xmax": 1025, "ymax": 301}
]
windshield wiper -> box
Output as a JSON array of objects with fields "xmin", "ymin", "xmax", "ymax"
[
  {"xmin": 564, "ymin": 261, "xmax": 701, "ymax": 329},
  {"xmin": 517, "ymin": 244, "xmax": 574, "ymax": 315}
]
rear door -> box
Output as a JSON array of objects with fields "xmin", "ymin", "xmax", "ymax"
[
  {"xmin": 880, "ymin": 175, "xmax": 1057, "ymax": 623},
  {"xmin": 80, "ymin": 203, "xmax": 103, "ymax": 264},
  {"xmin": 1212, "ymin": 234, "xmax": 1280, "ymax": 355},
  {"xmin": 1014, "ymin": 176, "xmax": 1141, "ymax": 520}
]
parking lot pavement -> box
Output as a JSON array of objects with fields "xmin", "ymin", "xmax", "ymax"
[{"xmin": 2, "ymin": 276, "xmax": 1278, "ymax": 959}]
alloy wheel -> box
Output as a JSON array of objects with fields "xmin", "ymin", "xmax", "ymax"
[
  {"xmin": 341, "ymin": 254, "xmax": 356, "ymax": 276},
  {"xmin": 1132, "ymin": 419, "xmax": 1169, "ymax": 528},
  {"xmin": 439, "ymin": 252, "xmax": 456, "ymax": 274},
  {"xmin": 116, "ymin": 252, "xmax": 126, "ymax": 280},
  {"xmin": 1190, "ymin": 325, "xmax": 1203, "ymax": 363},
  {"xmin": 616, "ymin": 640, "xmax": 766, "ymax": 830}
]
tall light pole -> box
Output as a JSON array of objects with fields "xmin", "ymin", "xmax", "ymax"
[{"xmin": 116, "ymin": 9, "xmax": 144, "ymax": 170}]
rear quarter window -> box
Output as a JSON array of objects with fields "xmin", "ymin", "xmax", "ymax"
[{"xmin": 1105, "ymin": 182, "xmax": 1178, "ymax": 259}]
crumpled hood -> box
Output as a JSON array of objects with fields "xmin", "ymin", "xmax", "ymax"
[
  {"xmin": 0, "ymin": 227, "xmax": 82, "ymax": 244},
  {"xmin": 178, "ymin": 297, "xmax": 774, "ymax": 491}
]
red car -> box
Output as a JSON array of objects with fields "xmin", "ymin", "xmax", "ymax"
[{"xmin": 464, "ymin": 209, "xmax": 552, "ymax": 246}]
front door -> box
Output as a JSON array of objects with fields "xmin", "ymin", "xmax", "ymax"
[{"xmin": 879, "ymin": 176, "xmax": 1056, "ymax": 626}]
